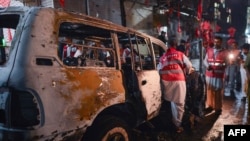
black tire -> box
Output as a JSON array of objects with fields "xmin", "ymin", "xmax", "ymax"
[{"xmin": 83, "ymin": 115, "xmax": 133, "ymax": 141}]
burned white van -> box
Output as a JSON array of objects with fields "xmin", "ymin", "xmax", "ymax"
[{"xmin": 0, "ymin": 6, "xmax": 166, "ymax": 141}]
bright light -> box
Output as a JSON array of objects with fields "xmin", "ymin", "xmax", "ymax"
[{"xmin": 228, "ymin": 53, "xmax": 234, "ymax": 60}]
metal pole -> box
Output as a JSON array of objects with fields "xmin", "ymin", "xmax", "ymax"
[
  {"xmin": 199, "ymin": 38, "xmax": 203, "ymax": 73},
  {"xmin": 85, "ymin": 0, "xmax": 89, "ymax": 15}
]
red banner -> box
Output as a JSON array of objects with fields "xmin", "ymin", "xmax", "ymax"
[
  {"xmin": 59, "ymin": 0, "xmax": 65, "ymax": 8},
  {"xmin": 197, "ymin": 0, "xmax": 202, "ymax": 20},
  {"xmin": 144, "ymin": 0, "xmax": 149, "ymax": 6},
  {"xmin": 228, "ymin": 27, "xmax": 236, "ymax": 37},
  {"xmin": 0, "ymin": 0, "xmax": 10, "ymax": 7}
]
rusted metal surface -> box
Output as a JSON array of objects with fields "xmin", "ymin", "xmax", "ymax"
[{"xmin": 0, "ymin": 6, "xmax": 166, "ymax": 141}]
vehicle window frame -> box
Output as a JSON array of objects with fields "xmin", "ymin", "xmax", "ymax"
[{"xmin": 57, "ymin": 21, "xmax": 116, "ymax": 68}]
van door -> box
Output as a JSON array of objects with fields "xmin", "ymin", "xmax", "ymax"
[{"xmin": 119, "ymin": 33, "xmax": 162, "ymax": 120}]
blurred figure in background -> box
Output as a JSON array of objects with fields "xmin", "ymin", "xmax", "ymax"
[
  {"xmin": 224, "ymin": 40, "xmax": 241, "ymax": 97},
  {"xmin": 158, "ymin": 31, "xmax": 167, "ymax": 56},
  {"xmin": 176, "ymin": 39, "xmax": 186, "ymax": 54},
  {"xmin": 244, "ymin": 44, "xmax": 250, "ymax": 121}
]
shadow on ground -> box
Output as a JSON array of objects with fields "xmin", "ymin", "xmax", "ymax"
[{"xmin": 133, "ymin": 96, "xmax": 249, "ymax": 141}]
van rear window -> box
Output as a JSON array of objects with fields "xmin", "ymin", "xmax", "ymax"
[{"xmin": 0, "ymin": 14, "xmax": 19, "ymax": 65}]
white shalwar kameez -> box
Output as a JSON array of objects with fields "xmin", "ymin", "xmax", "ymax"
[{"xmin": 160, "ymin": 55, "xmax": 192, "ymax": 128}]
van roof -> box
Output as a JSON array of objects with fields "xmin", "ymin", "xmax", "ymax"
[{"xmin": 0, "ymin": 6, "xmax": 166, "ymax": 49}]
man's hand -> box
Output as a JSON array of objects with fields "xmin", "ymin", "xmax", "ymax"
[{"xmin": 188, "ymin": 67, "xmax": 195, "ymax": 74}]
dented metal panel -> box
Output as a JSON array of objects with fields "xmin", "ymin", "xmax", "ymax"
[
  {"xmin": 0, "ymin": 6, "xmax": 167, "ymax": 141},
  {"xmin": 137, "ymin": 70, "xmax": 162, "ymax": 119}
]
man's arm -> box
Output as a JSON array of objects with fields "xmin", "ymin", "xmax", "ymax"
[{"xmin": 203, "ymin": 54, "xmax": 209, "ymax": 68}]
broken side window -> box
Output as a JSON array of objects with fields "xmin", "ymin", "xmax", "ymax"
[
  {"xmin": 117, "ymin": 32, "xmax": 154, "ymax": 70},
  {"xmin": 152, "ymin": 43, "xmax": 163, "ymax": 67},
  {"xmin": 0, "ymin": 14, "xmax": 19, "ymax": 65},
  {"xmin": 58, "ymin": 22, "xmax": 115, "ymax": 67}
]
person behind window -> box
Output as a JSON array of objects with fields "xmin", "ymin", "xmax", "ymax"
[
  {"xmin": 74, "ymin": 41, "xmax": 83, "ymax": 58},
  {"xmin": 104, "ymin": 50, "xmax": 113, "ymax": 67},
  {"xmin": 121, "ymin": 44, "xmax": 130, "ymax": 64},
  {"xmin": 73, "ymin": 43, "xmax": 84, "ymax": 66},
  {"xmin": 122, "ymin": 43, "xmax": 139, "ymax": 64},
  {"xmin": 63, "ymin": 37, "xmax": 77, "ymax": 59},
  {"xmin": 62, "ymin": 38, "xmax": 78, "ymax": 66}
]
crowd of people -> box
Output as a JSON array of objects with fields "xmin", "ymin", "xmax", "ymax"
[{"xmin": 157, "ymin": 32, "xmax": 250, "ymax": 134}]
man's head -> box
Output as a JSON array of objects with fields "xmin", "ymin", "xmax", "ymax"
[
  {"xmin": 122, "ymin": 43, "xmax": 130, "ymax": 49},
  {"xmin": 168, "ymin": 37, "xmax": 177, "ymax": 47},
  {"xmin": 213, "ymin": 36, "xmax": 223, "ymax": 49},
  {"xmin": 230, "ymin": 41, "xmax": 238, "ymax": 50},
  {"xmin": 180, "ymin": 39, "xmax": 186, "ymax": 44},
  {"xmin": 161, "ymin": 31, "xmax": 166, "ymax": 35},
  {"xmin": 242, "ymin": 43, "xmax": 250, "ymax": 55}
]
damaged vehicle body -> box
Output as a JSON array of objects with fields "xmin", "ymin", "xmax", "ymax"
[{"xmin": 0, "ymin": 6, "xmax": 166, "ymax": 141}]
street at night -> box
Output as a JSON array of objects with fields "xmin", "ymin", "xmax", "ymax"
[
  {"xmin": 133, "ymin": 95, "xmax": 249, "ymax": 141},
  {"xmin": 1, "ymin": 1, "xmax": 250, "ymax": 141}
]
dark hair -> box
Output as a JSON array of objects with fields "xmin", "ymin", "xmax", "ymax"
[
  {"xmin": 214, "ymin": 36, "xmax": 222, "ymax": 41},
  {"xmin": 169, "ymin": 37, "xmax": 177, "ymax": 47},
  {"xmin": 180, "ymin": 39, "xmax": 186, "ymax": 44},
  {"xmin": 242, "ymin": 43, "xmax": 250, "ymax": 50},
  {"xmin": 122, "ymin": 43, "xmax": 130, "ymax": 49},
  {"xmin": 161, "ymin": 31, "xmax": 166, "ymax": 34}
]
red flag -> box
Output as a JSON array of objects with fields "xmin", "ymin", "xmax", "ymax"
[
  {"xmin": 177, "ymin": 22, "xmax": 181, "ymax": 33},
  {"xmin": 197, "ymin": 0, "xmax": 202, "ymax": 20},
  {"xmin": 200, "ymin": 21, "xmax": 211, "ymax": 31},
  {"xmin": 59, "ymin": 0, "xmax": 65, "ymax": 8},
  {"xmin": 228, "ymin": 27, "xmax": 236, "ymax": 37},
  {"xmin": 144, "ymin": 0, "xmax": 149, "ymax": 6},
  {"xmin": 8, "ymin": 29, "xmax": 12, "ymax": 41},
  {"xmin": 0, "ymin": 0, "xmax": 10, "ymax": 7},
  {"xmin": 195, "ymin": 28, "xmax": 201, "ymax": 38},
  {"xmin": 215, "ymin": 24, "xmax": 221, "ymax": 32}
]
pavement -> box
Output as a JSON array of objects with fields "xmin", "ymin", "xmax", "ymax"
[{"xmin": 133, "ymin": 95, "xmax": 250, "ymax": 141}]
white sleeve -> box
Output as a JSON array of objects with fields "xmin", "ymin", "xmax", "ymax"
[
  {"xmin": 74, "ymin": 50, "xmax": 82, "ymax": 58},
  {"xmin": 203, "ymin": 54, "xmax": 209, "ymax": 68},
  {"xmin": 66, "ymin": 46, "xmax": 71, "ymax": 57},
  {"xmin": 183, "ymin": 55, "xmax": 192, "ymax": 69},
  {"xmin": 106, "ymin": 51, "xmax": 110, "ymax": 57},
  {"xmin": 122, "ymin": 50, "xmax": 126, "ymax": 63}
]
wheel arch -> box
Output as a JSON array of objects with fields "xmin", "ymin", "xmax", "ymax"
[
  {"xmin": 94, "ymin": 103, "xmax": 138, "ymax": 127},
  {"xmin": 82, "ymin": 103, "xmax": 138, "ymax": 141}
]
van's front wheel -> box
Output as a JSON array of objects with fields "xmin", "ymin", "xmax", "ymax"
[{"xmin": 83, "ymin": 115, "xmax": 133, "ymax": 141}]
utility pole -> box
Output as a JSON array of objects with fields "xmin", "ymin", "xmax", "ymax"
[{"xmin": 85, "ymin": 0, "xmax": 89, "ymax": 15}]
